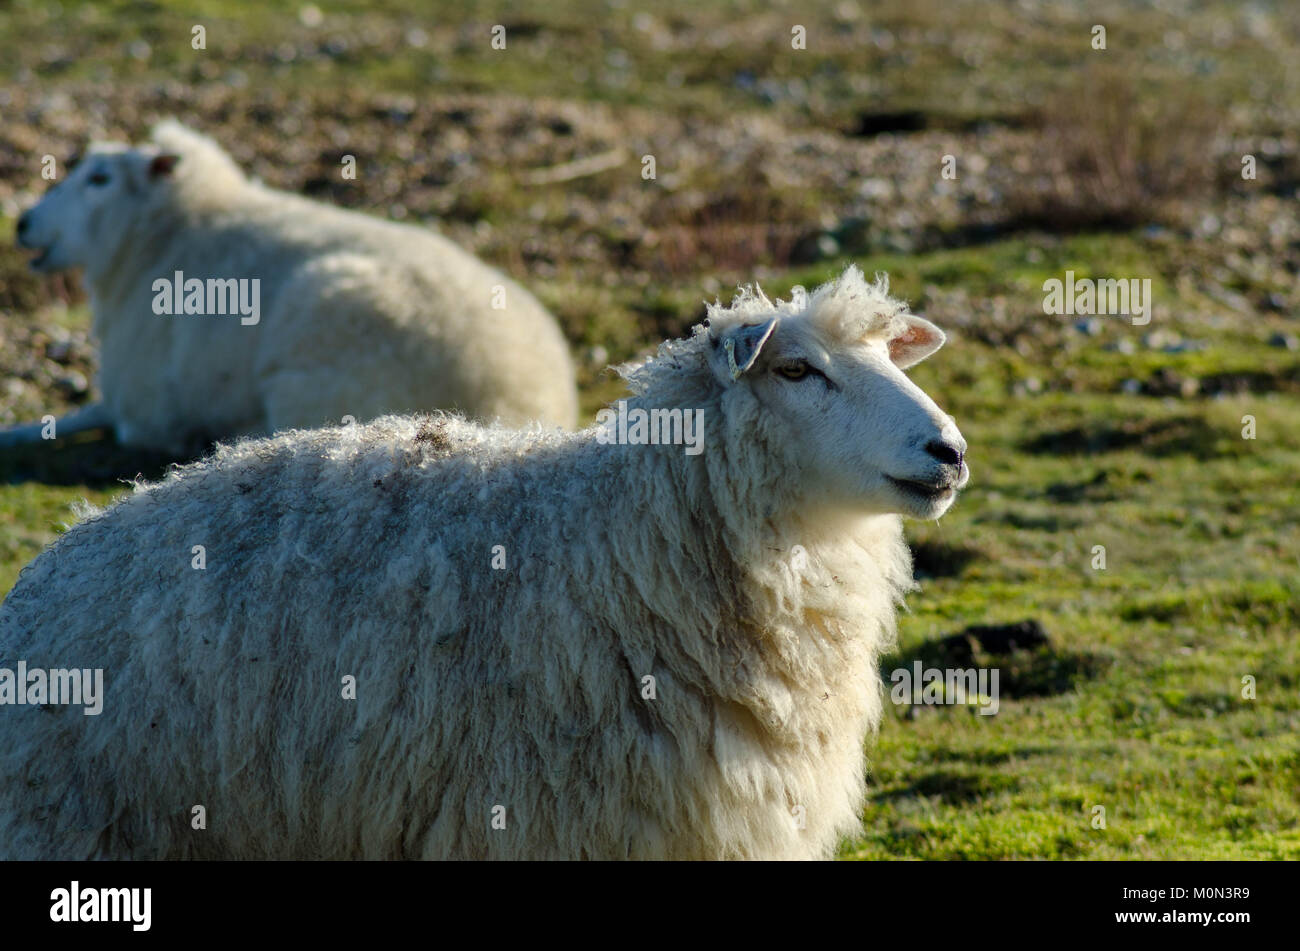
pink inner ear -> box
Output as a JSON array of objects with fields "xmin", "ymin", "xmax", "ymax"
[{"xmin": 889, "ymin": 324, "xmax": 931, "ymax": 362}]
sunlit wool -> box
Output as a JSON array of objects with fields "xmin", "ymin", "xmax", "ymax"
[
  {"xmin": 0, "ymin": 267, "xmax": 965, "ymax": 859},
  {"xmin": 7, "ymin": 120, "xmax": 577, "ymax": 452}
]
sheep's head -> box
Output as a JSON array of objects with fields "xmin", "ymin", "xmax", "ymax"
[
  {"xmin": 15, "ymin": 140, "xmax": 181, "ymax": 273},
  {"xmin": 704, "ymin": 265, "xmax": 968, "ymax": 520},
  {"xmin": 15, "ymin": 120, "xmax": 244, "ymax": 274}
]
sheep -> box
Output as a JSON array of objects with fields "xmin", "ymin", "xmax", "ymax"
[
  {"xmin": 4, "ymin": 120, "xmax": 578, "ymax": 453},
  {"xmin": 0, "ymin": 265, "xmax": 968, "ymax": 860}
]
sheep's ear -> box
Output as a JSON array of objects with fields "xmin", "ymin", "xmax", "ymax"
[
  {"xmin": 888, "ymin": 315, "xmax": 945, "ymax": 369},
  {"xmin": 711, "ymin": 318, "xmax": 778, "ymax": 383},
  {"xmin": 149, "ymin": 154, "xmax": 180, "ymax": 179}
]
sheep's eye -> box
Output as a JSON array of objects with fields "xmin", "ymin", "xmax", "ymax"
[
  {"xmin": 775, "ymin": 362, "xmax": 811, "ymax": 381},
  {"xmin": 87, "ymin": 171, "xmax": 110, "ymax": 186}
]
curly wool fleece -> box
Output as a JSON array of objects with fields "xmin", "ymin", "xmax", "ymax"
[{"xmin": 0, "ymin": 267, "xmax": 946, "ymax": 860}]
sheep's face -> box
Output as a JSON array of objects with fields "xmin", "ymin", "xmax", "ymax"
[
  {"xmin": 710, "ymin": 299, "xmax": 968, "ymax": 521},
  {"xmin": 16, "ymin": 144, "xmax": 178, "ymax": 272}
]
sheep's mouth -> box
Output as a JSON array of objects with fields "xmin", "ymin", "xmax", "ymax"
[{"xmin": 886, "ymin": 475, "xmax": 955, "ymax": 500}]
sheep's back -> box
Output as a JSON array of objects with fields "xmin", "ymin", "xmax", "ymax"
[{"xmin": 0, "ymin": 418, "xmax": 623, "ymax": 857}]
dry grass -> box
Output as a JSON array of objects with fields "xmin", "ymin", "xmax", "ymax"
[
  {"xmin": 1007, "ymin": 67, "xmax": 1222, "ymax": 231},
  {"xmin": 638, "ymin": 154, "xmax": 815, "ymax": 278}
]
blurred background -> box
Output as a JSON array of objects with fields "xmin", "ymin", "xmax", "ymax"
[{"xmin": 0, "ymin": 0, "xmax": 1296, "ymax": 857}]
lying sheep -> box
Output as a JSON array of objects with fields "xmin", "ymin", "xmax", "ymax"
[
  {"xmin": 5, "ymin": 120, "xmax": 578, "ymax": 453},
  {"xmin": 0, "ymin": 266, "xmax": 968, "ymax": 860}
]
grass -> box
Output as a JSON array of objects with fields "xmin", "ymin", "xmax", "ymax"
[
  {"xmin": 2, "ymin": 0, "xmax": 1297, "ymax": 859},
  {"xmin": 4, "ymin": 1, "xmax": 1293, "ymax": 122},
  {"xmin": 843, "ymin": 379, "xmax": 1299, "ymax": 859},
  {"xmin": 5, "ymin": 231, "xmax": 1296, "ymax": 860}
]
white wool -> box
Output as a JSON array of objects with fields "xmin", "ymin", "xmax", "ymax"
[
  {"xmin": 13, "ymin": 120, "xmax": 577, "ymax": 452},
  {"xmin": 0, "ymin": 267, "xmax": 966, "ymax": 860}
]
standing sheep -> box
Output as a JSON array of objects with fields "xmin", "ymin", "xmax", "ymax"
[
  {"xmin": 0, "ymin": 266, "xmax": 968, "ymax": 860},
  {"xmin": 5, "ymin": 120, "xmax": 578, "ymax": 453}
]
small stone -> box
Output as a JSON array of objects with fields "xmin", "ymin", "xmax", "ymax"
[{"xmin": 54, "ymin": 371, "xmax": 89, "ymax": 396}]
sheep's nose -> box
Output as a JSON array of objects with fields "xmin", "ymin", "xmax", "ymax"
[
  {"xmin": 16, "ymin": 212, "xmax": 30, "ymax": 237},
  {"xmin": 925, "ymin": 439, "xmax": 964, "ymax": 468}
]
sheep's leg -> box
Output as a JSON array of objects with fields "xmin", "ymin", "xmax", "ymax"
[{"xmin": 0, "ymin": 402, "xmax": 114, "ymax": 449}]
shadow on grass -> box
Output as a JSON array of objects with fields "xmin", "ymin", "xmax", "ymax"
[
  {"xmin": 925, "ymin": 746, "xmax": 1062, "ymax": 767},
  {"xmin": 1197, "ymin": 364, "xmax": 1300, "ymax": 396},
  {"xmin": 872, "ymin": 769, "xmax": 1020, "ymax": 805},
  {"xmin": 0, "ymin": 429, "xmax": 187, "ymax": 488},
  {"xmin": 1044, "ymin": 470, "xmax": 1115, "ymax": 503},
  {"xmin": 910, "ymin": 538, "xmax": 983, "ymax": 579},
  {"xmin": 1018, "ymin": 415, "xmax": 1225, "ymax": 458},
  {"xmin": 981, "ymin": 510, "xmax": 1082, "ymax": 532},
  {"xmin": 889, "ymin": 620, "xmax": 1113, "ymax": 699}
]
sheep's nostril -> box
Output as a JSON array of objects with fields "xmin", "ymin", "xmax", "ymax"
[{"xmin": 925, "ymin": 440, "xmax": 964, "ymax": 468}]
